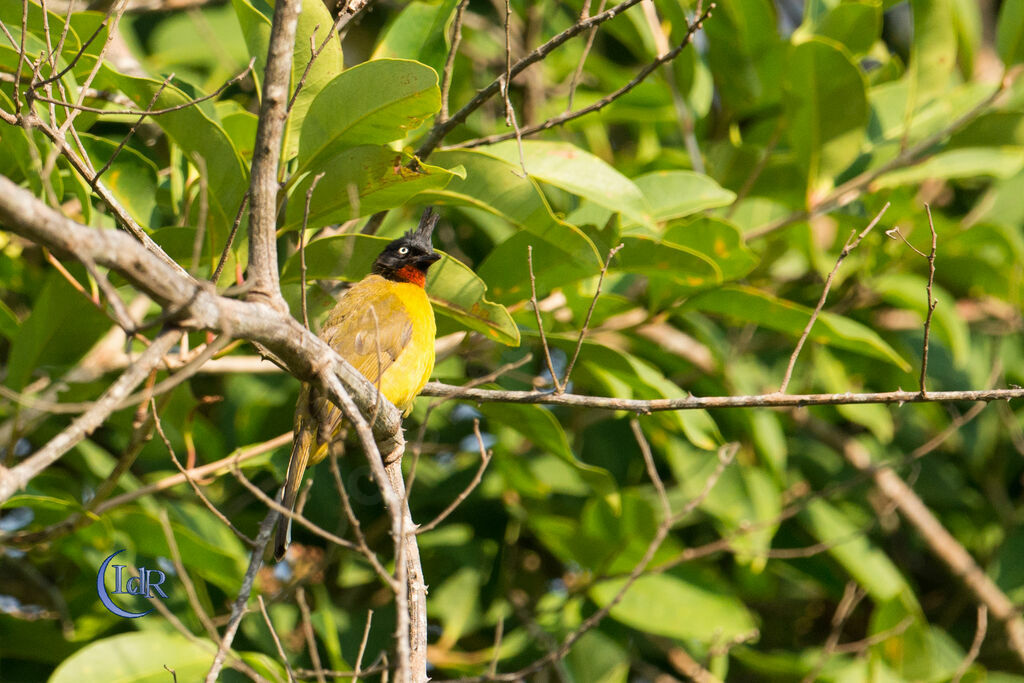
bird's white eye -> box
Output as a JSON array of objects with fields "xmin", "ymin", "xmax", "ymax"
[{"xmin": 398, "ymin": 246, "xmax": 409, "ymax": 255}]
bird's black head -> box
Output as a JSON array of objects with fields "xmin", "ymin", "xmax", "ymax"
[{"xmin": 372, "ymin": 208, "xmax": 442, "ymax": 287}]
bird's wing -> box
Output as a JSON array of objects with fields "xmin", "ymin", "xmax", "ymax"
[{"xmin": 307, "ymin": 278, "xmax": 414, "ymax": 462}]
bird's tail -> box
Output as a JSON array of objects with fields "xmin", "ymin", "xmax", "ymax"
[{"xmin": 275, "ymin": 422, "xmax": 314, "ymax": 561}]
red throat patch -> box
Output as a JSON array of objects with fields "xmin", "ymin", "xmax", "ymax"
[{"xmin": 395, "ymin": 264, "xmax": 426, "ymax": 287}]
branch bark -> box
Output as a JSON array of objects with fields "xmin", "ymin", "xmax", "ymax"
[{"xmin": 246, "ymin": 0, "xmax": 301, "ymax": 310}]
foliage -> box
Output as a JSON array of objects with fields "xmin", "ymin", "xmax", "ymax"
[{"xmin": 2, "ymin": 0, "xmax": 1024, "ymax": 680}]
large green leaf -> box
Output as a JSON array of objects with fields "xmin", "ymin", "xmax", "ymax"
[
  {"xmin": 49, "ymin": 633, "xmax": 215, "ymax": 683},
  {"xmin": 282, "ymin": 147, "xmax": 461, "ymax": 230},
  {"xmin": 232, "ymin": 0, "xmax": 344, "ymax": 160},
  {"xmin": 615, "ymin": 235, "xmax": 722, "ymax": 292},
  {"xmin": 293, "ymin": 59, "xmax": 440, "ymax": 183},
  {"xmin": 372, "ymin": 0, "xmax": 461, "ymax": 74},
  {"xmin": 590, "ymin": 568, "xmax": 757, "ymax": 642},
  {"xmin": 77, "ymin": 134, "xmax": 160, "ymax": 229},
  {"xmin": 998, "ymin": 0, "xmax": 1024, "ymax": 66},
  {"xmin": 663, "ymin": 217, "xmax": 759, "ymax": 282},
  {"xmin": 800, "ymin": 499, "xmax": 909, "ymax": 600},
  {"xmin": 281, "ymin": 234, "xmax": 519, "ymax": 345},
  {"xmin": 91, "ymin": 61, "xmax": 248, "ymax": 270},
  {"xmin": 784, "ymin": 39, "xmax": 869, "ymax": 201},
  {"xmin": 484, "ymin": 140, "xmax": 652, "ymax": 226},
  {"xmin": 422, "ymin": 149, "xmax": 602, "ymax": 302},
  {"xmin": 684, "ymin": 285, "xmax": 911, "ymax": 371},
  {"xmin": 871, "ymin": 147, "xmax": 1024, "ymax": 188},
  {"xmin": 5, "ymin": 270, "xmax": 112, "ymax": 391},
  {"xmin": 908, "ymin": 0, "xmax": 956, "ymax": 107},
  {"xmin": 480, "ymin": 402, "xmax": 616, "ymax": 495}
]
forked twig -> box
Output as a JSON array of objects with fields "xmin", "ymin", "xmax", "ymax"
[
  {"xmin": 778, "ymin": 202, "xmax": 890, "ymax": 393},
  {"xmin": 562, "ymin": 243, "xmax": 623, "ymax": 390},
  {"xmin": 527, "ymin": 245, "xmax": 562, "ymax": 392}
]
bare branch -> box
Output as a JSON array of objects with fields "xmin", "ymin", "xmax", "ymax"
[
  {"xmin": 247, "ymin": 0, "xmax": 302, "ymax": 309},
  {"xmin": 421, "ymin": 381, "xmax": 1024, "ymax": 412},
  {"xmin": 0, "ymin": 328, "xmax": 179, "ymax": 504},
  {"xmin": 439, "ymin": 0, "xmax": 470, "ymax": 121},
  {"xmin": 417, "ymin": 418, "xmax": 492, "ymax": 534},
  {"xmin": 952, "ymin": 605, "xmax": 987, "ymax": 683}
]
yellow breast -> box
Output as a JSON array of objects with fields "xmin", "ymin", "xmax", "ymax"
[{"xmin": 320, "ymin": 275, "xmax": 436, "ymax": 415}]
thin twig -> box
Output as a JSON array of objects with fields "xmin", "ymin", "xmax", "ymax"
[
  {"xmin": 258, "ymin": 595, "xmax": 296, "ymax": 683},
  {"xmin": 297, "ymin": 587, "xmax": 327, "ymax": 683},
  {"xmin": 801, "ymin": 582, "xmax": 864, "ymax": 683},
  {"xmin": 231, "ymin": 461, "xmax": 360, "ymax": 553},
  {"xmin": 952, "ymin": 605, "xmax": 987, "ymax": 683},
  {"xmin": 204, "ymin": 506, "xmax": 279, "ymax": 683},
  {"xmin": 561, "ymin": 243, "xmax": 623, "ymax": 390},
  {"xmin": 417, "ymin": 419, "xmax": 493, "ymax": 534},
  {"xmin": 327, "ymin": 450, "xmax": 400, "ymax": 589},
  {"xmin": 443, "ymin": 5, "xmax": 712, "ymax": 151},
  {"xmin": 354, "ymin": 610, "xmax": 374, "ymax": 683},
  {"xmin": 778, "ymin": 202, "xmax": 890, "ymax": 393},
  {"xmin": 30, "ymin": 59, "xmax": 256, "ymax": 116},
  {"xmin": 527, "ymin": 245, "xmax": 562, "ymax": 392},
  {"xmin": 566, "ymin": 0, "xmax": 601, "ymax": 111},
  {"xmin": 440, "ymin": 0, "xmax": 470, "ymax": 121},
  {"xmin": 212, "ymin": 191, "xmax": 250, "ymax": 285},
  {"xmin": 299, "ymin": 172, "xmax": 327, "ymax": 330},
  {"xmin": 92, "ymin": 73, "xmax": 174, "ymax": 184},
  {"xmin": 157, "ymin": 509, "xmax": 221, "ymax": 642},
  {"xmin": 416, "ymin": 0, "xmax": 667, "ymax": 158},
  {"xmin": 920, "ymin": 205, "xmax": 938, "ymax": 394},
  {"xmin": 153, "ymin": 399, "xmax": 255, "ymax": 546}
]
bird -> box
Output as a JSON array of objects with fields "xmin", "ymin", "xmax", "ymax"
[{"xmin": 275, "ymin": 208, "xmax": 442, "ymax": 561}]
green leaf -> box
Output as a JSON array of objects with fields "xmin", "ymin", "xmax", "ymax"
[
  {"xmin": 5, "ymin": 270, "xmax": 112, "ymax": 391},
  {"xmin": 422, "ymin": 149, "xmax": 602, "ymax": 302},
  {"xmin": 49, "ymin": 632, "xmax": 215, "ymax": 683},
  {"xmin": 664, "ymin": 217, "xmax": 759, "ymax": 282},
  {"xmin": 0, "ymin": 298, "xmax": 19, "ymax": 341},
  {"xmin": 616, "ymin": 235, "xmax": 721, "ymax": 290},
  {"xmin": 479, "ymin": 402, "xmax": 617, "ymax": 495},
  {"xmin": 231, "ymin": 0, "xmax": 271, "ymax": 94},
  {"xmin": 281, "ymin": 234, "xmax": 519, "ymax": 345},
  {"xmin": 635, "ymin": 170, "xmax": 737, "ymax": 223},
  {"xmin": 998, "ymin": 0, "xmax": 1024, "ymax": 66},
  {"xmin": 294, "ymin": 59, "xmax": 440, "ymax": 182},
  {"xmin": 908, "ymin": 0, "xmax": 957, "ymax": 106},
  {"xmin": 684, "ymin": 285, "xmax": 911, "ymax": 371},
  {"xmin": 813, "ymin": 1, "xmax": 882, "ymax": 55},
  {"xmin": 484, "ymin": 140, "xmax": 652, "ymax": 226},
  {"xmin": 283, "ymin": 0, "xmax": 346, "ymax": 160},
  {"xmin": 282, "ymin": 147, "xmax": 460, "ymax": 230},
  {"xmin": 372, "ymin": 0, "xmax": 461, "ymax": 74},
  {"xmin": 589, "ymin": 568, "xmax": 756, "ymax": 642},
  {"xmin": 78, "ymin": 134, "xmax": 160, "ymax": 228},
  {"xmin": 873, "ymin": 273, "xmax": 969, "ymax": 367},
  {"xmin": 784, "ymin": 39, "xmax": 869, "ymax": 201},
  {"xmin": 871, "ymin": 147, "xmax": 1024, "ymax": 188},
  {"xmin": 91, "ymin": 61, "xmax": 248, "ymax": 270},
  {"xmin": 800, "ymin": 498, "xmax": 909, "ymax": 600}
]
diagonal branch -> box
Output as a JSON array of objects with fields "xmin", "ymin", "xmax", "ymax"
[{"xmin": 0, "ymin": 327, "xmax": 180, "ymax": 502}]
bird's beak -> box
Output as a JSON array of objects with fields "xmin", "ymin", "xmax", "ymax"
[{"xmin": 420, "ymin": 252, "xmax": 441, "ymax": 265}]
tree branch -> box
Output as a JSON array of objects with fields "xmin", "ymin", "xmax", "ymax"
[{"xmin": 246, "ymin": 0, "xmax": 301, "ymax": 309}]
